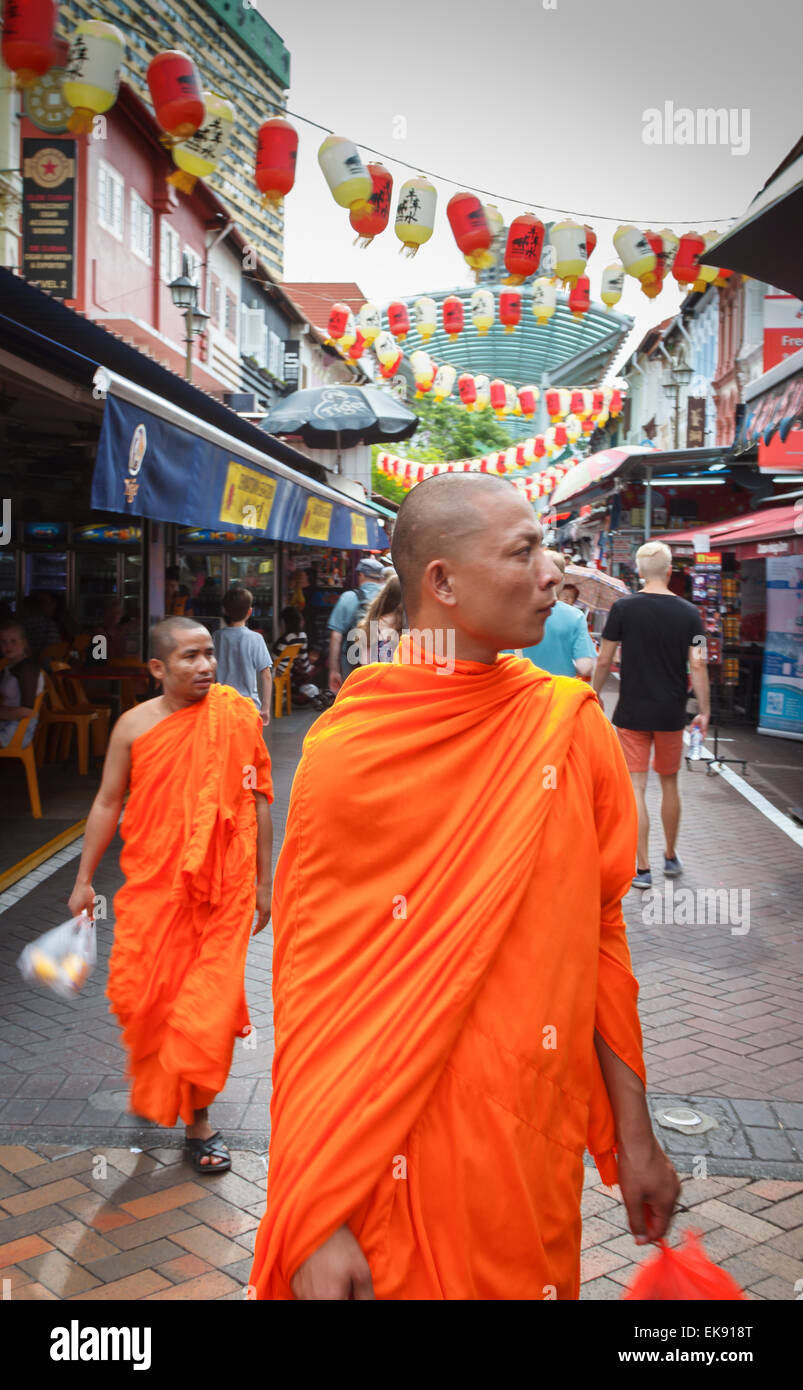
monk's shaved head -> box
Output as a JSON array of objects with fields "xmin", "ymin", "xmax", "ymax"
[
  {"xmin": 150, "ymin": 616, "xmax": 209, "ymax": 662},
  {"xmin": 391, "ymin": 473, "xmax": 515, "ymax": 617}
]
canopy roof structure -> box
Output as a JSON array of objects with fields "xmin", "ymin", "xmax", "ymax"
[{"xmin": 398, "ymin": 284, "xmax": 633, "ymax": 389}]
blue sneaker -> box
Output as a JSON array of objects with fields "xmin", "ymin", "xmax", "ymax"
[
  {"xmin": 664, "ymin": 856, "xmax": 683, "ymax": 878},
  {"xmin": 631, "ymin": 868, "xmax": 652, "ymax": 890}
]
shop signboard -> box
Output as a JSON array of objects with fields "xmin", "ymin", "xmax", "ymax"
[
  {"xmin": 92, "ymin": 392, "xmax": 388, "ymax": 550},
  {"xmin": 760, "ymin": 292, "xmax": 803, "ymax": 473},
  {"xmin": 758, "ymin": 555, "xmax": 803, "ymax": 739},
  {"xmin": 21, "ymin": 137, "xmax": 76, "ymax": 299},
  {"xmin": 686, "ymin": 397, "xmax": 706, "ymax": 447}
]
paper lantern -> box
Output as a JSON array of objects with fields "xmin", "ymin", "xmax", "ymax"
[
  {"xmin": 337, "ymin": 311, "xmax": 357, "ymax": 351},
  {"xmin": 169, "ymin": 92, "xmax": 234, "ymax": 193},
  {"xmin": 569, "ymin": 390, "xmax": 585, "ymax": 418},
  {"xmin": 374, "ymin": 329, "xmax": 400, "ymax": 367},
  {"xmin": 545, "ymin": 388, "xmax": 562, "ymax": 422},
  {"xmin": 554, "ymin": 424, "xmax": 568, "ymax": 449},
  {"xmin": 358, "ymin": 302, "xmax": 381, "ymax": 345},
  {"xmin": 568, "ymin": 275, "xmax": 590, "ymax": 318},
  {"xmin": 582, "ymin": 416, "xmax": 595, "ymax": 435},
  {"xmin": 490, "ymin": 379, "xmax": 507, "ymax": 417},
  {"xmin": 544, "ymin": 426, "xmax": 558, "ymax": 456},
  {"xmin": 483, "ymin": 203, "xmax": 504, "ymax": 263},
  {"xmin": 534, "ymin": 436, "xmax": 546, "ymax": 460},
  {"xmin": 693, "ymin": 231, "xmax": 721, "ymax": 292},
  {"xmin": 447, "ymin": 192, "xmax": 493, "ymax": 270},
  {"xmin": 601, "ymin": 262, "xmax": 625, "ymax": 310},
  {"xmin": 499, "ymin": 289, "xmax": 522, "ymax": 333},
  {"xmin": 62, "ymin": 20, "xmax": 124, "ymax": 133},
  {"xmin": 318, "ymin": 135, "xmax": 371, "ymax": 215},
  {"xmin": 350, "ymin": 162, "xmax": 392, "ymax": 246},
  {"xmin": 549, "ymin": 219, "xmax": 588, "ymax": 288},
  {"xmin": 394, "ymin": 176, "xmax": 437, "ymax": 256},
  {"xmin": 565, "ymin": 414, "xmax": 582, "ymax": 443},
  {"xmin": 504, "ymin": 214, "xmax": 544, "ymax": 284},
  {"xmin": 328, "ymin": 302, "xmax": 351, "ymax": 342},
  {"xmin": 521, "ymin": 438, "xmax": 536, "ymax": 464},
  {"xmin": 584, "ymin": 224, "xmax": 597, "ymax": 261},
  {"xmin": 592, "ymin": 390, "xmax": 605, "ymax": 416},
  {"xmin": 433, "ymin": 364, "xmax": 456, "ymax": 402},
  {"xmin": 474, "ymin": 375, "xmax": 491, "ymax": 411},
  {"xmin": 387, "ymin": 301, "xmax": 410, "ymax": 341},
  {"xmin": 470, "ymin": 288, "xmax": 494, "ymax": 336},
  {"xmin": 505, "ymin": 384, "xmax": 519, "ymax": 417},
  {"xmin": 2, "ymin": 0, "xmax": 56, "ymax": 87},
  {"xmin": 379, "ymin": 352, "xmax": 402, "ymax": 379},
  {"xmin": 671, "ymin": 231, "xmax": 705, "ymax": 288},
  {"xmin": 613, "ymin": 225, "xmax": 657, "ymax": 287},
  {"xmin": 609, "ymin": 388, "xmax": 624, "ymax": 417},
  {"xmin": 580, "ymin": 388, "xmax": 594, "ymax": 419},
  {"xmin": 413, "ymin": 296, "xmax": 437, "ymax": 343},
  {"xmin": 442, "ymin": 294, "xmax": 464, "ymax": 341},
  {"xmin": 558, "ymin": 388, "xmax": 571, "ymax": 418},
  {"xmin": 147, "ymin": 51, "xmax": 205, "ymax": 140},
  {"xmin": 255, "ymin": 117, "xmax": 299, "ymax": 205},
  {"xmin": 347, "ymin": 330, "xmax": 366, "ymax": 362},
  {"xmin": 410, "ymin": 350, "xmax": 436, "ymax": 396},
  {"xmin": 458, "ymin": 373, "xmax": 477, "ymax": 411},
  {"xmin": 518, "ymin": 386, "xmax": 538, "ymax": 418},
  {"xmin": 532, "ymin": 277, "xmax": 556, "ymax": 326}
]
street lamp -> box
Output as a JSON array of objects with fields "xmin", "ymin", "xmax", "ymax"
[
  {"xmin": 169, "ymin": 254, "xmax": 209, "ymax": 382},
  {"xmin": 662, "ymin": 351, "xmax": 694, "ymax": 448}
]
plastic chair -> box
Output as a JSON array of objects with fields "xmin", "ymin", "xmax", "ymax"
[
  {"xmin": 273, "ymin": 644, "xmax": 301, "ymax": 718},
  {"xmin": 50, "ymin": 661, "xmax": 110, "ymax": 758},
  {"xmin": 36, "ymin": 671, "xmax": 97, "ymax": 775},
  {"xmin": 0, "ymin": 691, "xmax": 45, "ymax": 817},
  {"xmin": 39, "ymin": 641, "xmax": 70, "ymax": 666}
]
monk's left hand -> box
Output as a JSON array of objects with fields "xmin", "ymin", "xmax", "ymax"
[
  {"xmin": 253, "ymin": 883, "xmax": 272, "ymax": 935},
  {"xmin": 616, "ymin": 1133, "xmax": 681, "ymax": 1246}
]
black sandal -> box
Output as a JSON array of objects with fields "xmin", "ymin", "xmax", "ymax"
[{"xmin": 184, "ymin": 1131, "xmax": 231, "ymax": 1175}]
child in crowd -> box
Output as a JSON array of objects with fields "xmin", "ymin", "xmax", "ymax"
[{"xmin": 213, "ymin": 587, "xmax": 273, "ymax": 725}]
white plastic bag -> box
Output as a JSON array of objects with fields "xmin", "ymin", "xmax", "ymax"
[{"xmin": 17, "ymin": 911, "xmax": 97, "ymax": 1000}]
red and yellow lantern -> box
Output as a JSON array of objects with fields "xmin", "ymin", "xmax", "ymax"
[
  {"xmin": 147, "ymin": 51, "xmax": 205, "ymax": 141},
  {"xmin": 170, "ymin": 91, "xmax": 234, "ymax": 193},
  {"xmin": 504, "ymin": 213, "xmax": 544, "ymax": 284},
  {"xmin": 672, "ymin": 231, "xmax": 705, "ymax": 289},
  {"xmin": 255, "ymin": 117, "xmax": 298, "ymax": 205},
  {"xmin": 394, "ymin": 176, "xmax": 437, "ymax": 257},
  {"xmin": 489, "ymin": 379, "xmax": 508, "ymax": 417},
  {"xmin": 347, "ymin": 331, "xmax": 366, "ymax": 362},
  {"xmin": 442, "ymin": 294, "xmax": 464, "ymax": 340},
  {"xmin": 534, "ymin": 436, "xmax": 546, "ymax": 460},
  {"xmin": 386, "ymin": 300, "xmax": 410, "ymax": 342},
  {"xmin": 614, "ymin": 225, "xmax": 657, "ymax": 288},
  {"xmin": 584, "ymin": 224, "xmax": 597, "ymax": 261},
  {"xmin": 447, "ymin": 191, "xmax": 493, "ymax": 271},
  {"xmin": 327, "ymin": 302, "xmax": 351, "ymax": 342},
  {"xmin": 458, "ymin": 373, "xmax": 477, "ymax": 411},
  {"xmin": 349, "ymin": 161, "xmax": 392, "ymax": 246},
  {"xmin": 518, "ymin": 385, "xmax": 538, "ymax": 418},
  {"xmin": 62, "ymin": 20, "xmax": 124, "ymax": 133},
  {"xmin": 318, "ymin": 135, "xmax": 371, "ymax": 216},
  {"xmin": 499, "ymin": 289, "xmax": 522, "ymax": 333},
  {"xmin": 549, "ymin": 219, "xmax": 588, "ymax": 288},
  {"xmin": 568, "ymin": 275, "xmax": 590, "ymax": 318},
  {"xmin": 2, "ymin": 0, "xmax": 56, "ymax": 88}
]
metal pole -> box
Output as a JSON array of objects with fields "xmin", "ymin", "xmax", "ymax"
[
  {"xmin": 185, "ymin": 318, "xmax": 193, "ymax": 383},
  {"xmin": 644, "ymin": 465, "xmax": 653, "ymax": 540}
]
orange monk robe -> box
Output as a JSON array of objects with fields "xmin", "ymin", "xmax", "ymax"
[
  {"xmin": 108, "ymin": 684, "xmax": 273, "ymax": 1129},
  {"xmin": 250, "ymin": 641, "xmax": 643, "ymax": 1301}
]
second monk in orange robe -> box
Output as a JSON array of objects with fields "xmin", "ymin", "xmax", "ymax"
[
  {"xmin": 250, "ymin": 474, "xmax": 680, "ymax": 1297},
  {"xmin": 70, "ymin": 617, "xmax": 273, "ymax": 1170}
]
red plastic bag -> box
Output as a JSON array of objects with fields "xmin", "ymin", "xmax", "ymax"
[{"xmin": 622, "ymin": 1230, "xmax": 746, "ymax": 1300}]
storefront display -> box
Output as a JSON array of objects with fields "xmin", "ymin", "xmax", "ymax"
[
  {"xmin": 758, "ymin": 556, "xmax": 803, "ymax": 739},
  {"xmin": 284, "ymin": 545, "xmax": 353, "ymax": 655},
  {"xmin": 690, "ymin": 552, "xmax": 723, "ymax": 666}
]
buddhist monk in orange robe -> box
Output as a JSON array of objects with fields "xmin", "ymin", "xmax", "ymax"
[
  {"xmin": 69, "ymin": 617, "xmax": 273, "ymax": 1172},
  {"xmin": 250, "ymin": 474, "xmax": 680, "ymax": 1299}
]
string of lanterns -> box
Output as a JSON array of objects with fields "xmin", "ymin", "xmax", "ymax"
[
  {"xmin": 376, "ymin": 449, "xmax": 578, "ymax": 502},
  {"xmin": 1, "ymin": 8, "xmax": 735, "ymax": 303}
]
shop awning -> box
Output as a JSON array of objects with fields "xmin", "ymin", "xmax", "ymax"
[
  {"xmin": 548, "ymin": 445, "xmax": 731, "ymax": 509},
  {"xmin": 91, "ymin": 368, "xmax": 388, "ymax": 550},
  {"xmin": 661, "ymin": 505, "xmax": 803, "ymax": 560},
  {"xmin": 734, "ymin": 346, "xmax": 803, "ymax": 464}
]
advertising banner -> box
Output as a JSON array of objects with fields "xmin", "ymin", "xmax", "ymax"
[
  {"xmin": 758, "ymin": 555, "xmax": 803, "ymax": 739},
  {"xmin": 21, "ymin": 137, "xmax": 76, "ymax": 298}
]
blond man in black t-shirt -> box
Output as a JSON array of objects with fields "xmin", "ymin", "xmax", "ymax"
[{"xmin": 592, "ymin": 542, "xmax": 710, "ymax": 890}]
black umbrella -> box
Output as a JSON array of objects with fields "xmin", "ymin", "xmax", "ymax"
[
  {"xmin": 701, "ymin": 137, "xmax": 803, "ymax": 299},
  {"xmin": 262, "ymin": 385, "xmax": 419, "ymax": 448}
]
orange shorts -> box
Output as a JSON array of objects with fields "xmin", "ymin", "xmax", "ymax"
[{"xmin": 616, "ymin": 727, "xmax": 685, "ymax": 776}]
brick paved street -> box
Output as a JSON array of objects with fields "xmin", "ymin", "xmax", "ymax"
[{"xmin": 0, "ymin": 696, "xmax": 801, "ymax": 1299}]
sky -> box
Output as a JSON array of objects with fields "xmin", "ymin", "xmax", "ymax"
[{"xmin": 259, "ymin": 0, "xmax": 803, "ymax": 377}]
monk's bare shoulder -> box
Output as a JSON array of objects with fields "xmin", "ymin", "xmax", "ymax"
[{"xmin": 112, "ymin": 696, "xmax": 167, "ymax": 749}]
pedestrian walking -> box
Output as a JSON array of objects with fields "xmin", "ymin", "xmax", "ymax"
[
  {"xmin": 68, "ymin": 617, "xmax": 273, "ymax": 1174},
  {"xmin": 214, "ymin": 586, "xmax": 273, "ymax": 726},
  {"xmin": 327, "ymin": 555, "xmax": 386, "ymax": 690},
  {"xmin": 355, "ymin": 574, "xmax": 404, "ymax": 664},
  {"xmin": 518, "ymin": 549, "xmax": 597, "ymax": 681},
  {"xmin": 592, "ymin": 540, "xmax": 710, "ymax": 889},
  {"xmin": 250, "ymin": 473, "xmax": 679, "ymax": 1301}
]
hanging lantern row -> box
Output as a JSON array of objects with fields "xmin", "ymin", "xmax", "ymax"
[{"xmin": 375, "ymin": 448, "xmax": 578, "ymax": 499}]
